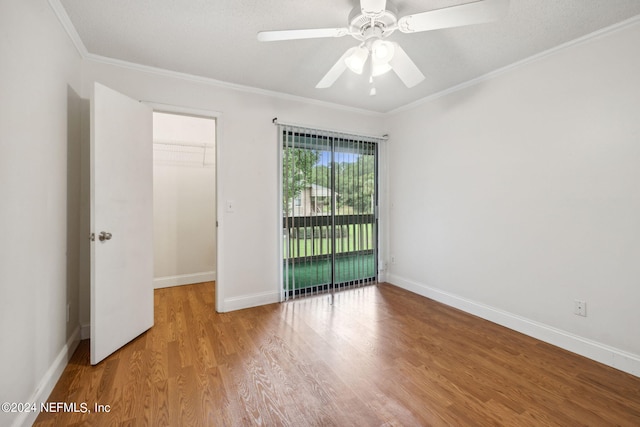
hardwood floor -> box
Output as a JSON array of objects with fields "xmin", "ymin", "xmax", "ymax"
[{"xmin": 35, "ymin": 282, "xmax": 640, "ymax": 426}]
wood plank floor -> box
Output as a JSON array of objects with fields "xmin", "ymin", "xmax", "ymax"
[{"xmin": 35, "ymin": 282, "xmax": 640, "ymax": 426}]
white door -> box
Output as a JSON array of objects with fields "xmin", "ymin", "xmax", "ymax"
[{"xmin": 90, "ymin": 83, "xmax": 154, "ymax": 365}]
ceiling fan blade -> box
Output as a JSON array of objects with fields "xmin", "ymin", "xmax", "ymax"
[
  {"xmin": 398, "ymin": 0, "xmax": 509, "ymax": 33},
  {"xmin": 257, "ymin": 27, "xmax": 349, "ymax": 42},
  {"xmin": 316, "ymin": 48, "xmax": 355, "ymax": 89},
  {"xmin": 360, "ymin": 0, "xmax": 387, "ymax": 16},
  {"xmin": 388, "ymin": 44, "xmax": 425, "ymax": 88}
]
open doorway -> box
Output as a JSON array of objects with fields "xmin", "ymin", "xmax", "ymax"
[{"xmin": 152, "ymin": 112, "xmax": 216, "ymax": 288}]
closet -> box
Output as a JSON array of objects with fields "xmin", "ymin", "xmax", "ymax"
[{"xmin": 152, "ymin": 112, "xmax": 216, "ymax": 288}]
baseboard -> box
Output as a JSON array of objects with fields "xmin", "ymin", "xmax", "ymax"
[
  {"xmin": 13, "ymin": 327, "xmax": 80, "ymax": 427},
  {"xmin": 153, "ymin": 271, "xmax": 216, "ymax": 289},
  {"xmin": 222, "ymin": 290, "xmax": 281, "ymax": 312},
  {"xmin": 386, "ymin": 273, "xmax": 640, "ymax": 378}
]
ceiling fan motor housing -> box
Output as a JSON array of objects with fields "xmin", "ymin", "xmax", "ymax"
[{"xmin": 348, "ymin": 6, "xmax": 398, "ymax": 41}]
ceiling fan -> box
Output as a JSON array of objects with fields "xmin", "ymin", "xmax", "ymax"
[{"xmin": 257, "ymin": 0, "xmax": 509, "ymax": 93}]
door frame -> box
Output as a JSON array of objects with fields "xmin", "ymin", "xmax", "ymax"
[{"xmin": 147, "ymin": 102, "xmax": 224, "ymax": 312}]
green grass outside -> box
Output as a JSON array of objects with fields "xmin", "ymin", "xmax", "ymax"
[{"xmin": 285, "ymin": 224, "xmax": 374, "ymax": 258}]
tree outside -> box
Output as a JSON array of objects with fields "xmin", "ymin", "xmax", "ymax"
[
  {"xmin": 282, "ymin": 147, "xmax": 320, "ymax": 212},
  {"xmin": 284, "ymin": 147, "xmax": 375, "ymax": 216}
]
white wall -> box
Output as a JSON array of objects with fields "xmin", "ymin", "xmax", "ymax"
[
  {"xmin": 153, "ymin": 113, "xmax": 217, "ymax": 287},
  {"xmin": 78, "ymin": 58, "xmax": 386, "ymax": 317},
  {"xmin": 0, "ymin": 1, "xmax": 82, "ymax": 426},
  {"xmin": 385, "ymin": 20, "xmax": 640, "ymax": 376}
]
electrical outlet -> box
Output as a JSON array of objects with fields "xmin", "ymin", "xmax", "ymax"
[{"xmin": 574, "ymin": 300, "xmax": 587, "ymax": 317}]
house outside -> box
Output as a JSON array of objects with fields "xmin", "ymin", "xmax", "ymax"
[{"xmin": 287, "ymin": 183, "xmax": 337, "ymax": 217}]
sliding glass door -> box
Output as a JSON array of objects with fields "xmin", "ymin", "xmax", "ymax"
[{"xmin": 280, "ymin": 125, "xmax": 380, "ymax": 300}]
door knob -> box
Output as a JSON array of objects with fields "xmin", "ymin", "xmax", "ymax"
[{"xmin": 99, "ymin": 231, "xmax": 112, "ymax": 241}]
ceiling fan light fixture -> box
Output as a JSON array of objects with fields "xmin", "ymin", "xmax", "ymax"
[
  {"xmin": 344, "ymin": 46, "xmax": 369, "ymax": 74},
  {"xmin": 370, "ymin": 39, "xmax": 395, "ymax": 76},
  {"xmin": 372, "ymin": 62, "xmax": 392, "ymax": 76},
  {"xmin": 371, "ymin": 39, "xmax": 395, "ymax": 63}
]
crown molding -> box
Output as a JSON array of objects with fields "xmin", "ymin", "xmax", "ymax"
[
  {"xmin": 48, "ymin": 0, "xmax": 382, "ymax": 117},
  {"xmin": 83, "ymin": 53, "xmax": 385, "ymax": 117},
  {"xmin": 47, "ymin": 0, "xmax": 88, "ymax": 57},
  {"xmin": 387, "ymin": 13, "xmax": 640, "ymax": 115}
]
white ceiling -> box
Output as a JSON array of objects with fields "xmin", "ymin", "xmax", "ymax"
[{"xmin": 57, "ymin": 0, "xmax": 640, "ymax": 113}]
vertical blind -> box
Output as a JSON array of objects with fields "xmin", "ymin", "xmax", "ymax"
[{"xmin": 280, "ymin": 123, "xmax": 382, "ymax": 301}]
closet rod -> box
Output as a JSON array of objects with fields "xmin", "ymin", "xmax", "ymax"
[{"xmin": 153, "ymin": 139, "xmax": 214, "ymax": 148}]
